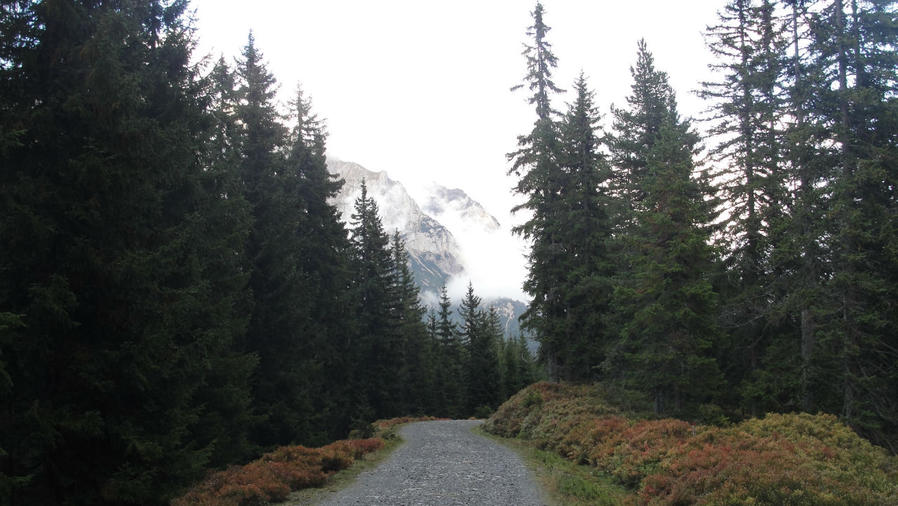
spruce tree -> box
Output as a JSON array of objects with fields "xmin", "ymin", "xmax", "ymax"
[
  {"xmin": 390, "ymin": 232, "xmax": 433, "ymax": 416},
  {"xmin": 460, "ymin": 284, "xmax": 501, "ymax": 412},
  {"xmin": 190, "ymin": 56, "xmax": 258, "ymax": 467},
  {"xmin": 233, "ymin": 32, "xmax": 320, "ymax": 448},
  {"xmin": 607, "ymin": 42, "xmax": 723, "ymax": 416},
  {"xmin": 0, "ymin": 2, "xmax": 254, "ymax": 502},
  {"xmin": 284, "ymin": 83, "xmax": 355, "ymax": 443},
  {"xmin": 349, "ymin": 181, "xmax": 401, "ymax": 419},
  {"xmin": 780, "ymin": 0, "xmax": 830, "ymax": 414},
  {"xmin": 433, "ymin": 286, "xmax": 465, "ymax": 417},
  {"xmin": 806, "ymin": 0, "xmax": 898, "ymax": 451},
  {"xmin": 508, "ymin": 2, "xmax": 567, "ymax": 379},
  {"xmin": 553, "ymin": 73, "xmax": 618, "ymax": 381},
  {"xmin": 701, "ymin": 0, "xmax": 795, "ymax": 416}
]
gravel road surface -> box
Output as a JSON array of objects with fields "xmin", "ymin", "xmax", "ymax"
[{"xmin": 313, "ymin": 419, "xmax": 546, "ymax": 505}]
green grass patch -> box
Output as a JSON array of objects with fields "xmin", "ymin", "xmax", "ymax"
[{"xmin": 477, "ymin": 426, "xmax": 631, "ymax": 506}]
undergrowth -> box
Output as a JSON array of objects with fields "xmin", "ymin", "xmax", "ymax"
[
  {"xmin": 173, "ymin": 416, "xmax": 442, "ymax": 506},
  {"xmin": 480, "ymin": 427, "xmax": 628, "ymax": 505},
  {"xmin": 484, "ymin": 382, "xmax": 898, "ymax": 505}
]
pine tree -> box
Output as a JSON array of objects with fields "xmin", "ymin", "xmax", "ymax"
[
  {"xmin": 460, "ymin": 284, "xmax": 501, "ymax": 412},
  {"xmin": 701, "ymin": 0, "xmax": 796, "ymax": 416},
  {"xmin": 805, "ymin": 0, "xmax": 898, "ymax": 451},
  {"xmin": 607, "ymin": 42, "xmax": 723, "ymax": 416},
  {"xmin": 0, "ymin": 2, "xmax": 255, "ymax": 502},
  {"xmin": 508, "ymin": 2, "xmax": 567, "ymax": 379},
  {"xmin": 776, "ymin": 0, "xmax": 831, "ymax": 415},
  {"xmin": 349, "ymin": 181, "xmax": 401, "ymax": 419},
  {"xmin": 390, "ymin": 232, "xmax": 433, "ymax": 415},
  {"xmin": 190, "ymin": 55, "xmax": 258, "ymax": 467},
  {"xmin": 232, "ymin": 32, "xmax": 322, "ymax": 448},
  {"xmin": 553, "ymin": 73, "xmax": 618, "ymax": 381},
  {"xmin": 500, "ymin": 334, "xmax": 521, "ymax": 400},
  {"xmin": 433, "ymin": 286, "xmax": 465, "ymax": 417},
  {"xmin": 284, "ymin": 83, "xmax": 355, "ymax": 443}
]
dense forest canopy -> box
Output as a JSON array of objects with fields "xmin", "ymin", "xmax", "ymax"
[{"xmin": 0, "ymin": 0, "xmax": 896, "ymax": 504}]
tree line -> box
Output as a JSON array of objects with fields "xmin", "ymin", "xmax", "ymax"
[
  {"xmin": 512, "ymin": 0, "xmax": 897, "ymax": 453},
  {"xmin": 0, "ymin": 2, "xmax": 535, "ymax": 504}
]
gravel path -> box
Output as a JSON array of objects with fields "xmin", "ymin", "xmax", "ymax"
[{"xmin": 313, "ymin": 420, "xmax": 546, "ymax": 505}]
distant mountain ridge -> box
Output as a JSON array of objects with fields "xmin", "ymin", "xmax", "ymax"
[
  {"xmin": 327, "ymin": 158, "xmax": 464, "ymax": 292},
  {"xmin": 326, "ymin": 158, "xmax": 529, "ymax": 339},
  {"xmin": 422, "ymin": 184, "xmax": 501, "ymax": 233}
]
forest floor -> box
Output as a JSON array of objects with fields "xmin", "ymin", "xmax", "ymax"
[{"xmin": 299, "ymin": 419, "xmax": 548, "ymax": 505}]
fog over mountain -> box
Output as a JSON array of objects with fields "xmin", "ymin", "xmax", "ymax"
[{"xmin": 327, "ymin": 157, "xmax": 530, "ymax": 337}]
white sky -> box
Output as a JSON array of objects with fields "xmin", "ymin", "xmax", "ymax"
[{"xmin": 188, "ymin": 0, "xmax": 723, "ymax": 300}]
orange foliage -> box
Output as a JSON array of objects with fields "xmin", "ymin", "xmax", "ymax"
[
  {"xmin": 172, "ymin": 438, "xmax": 384, "ymax": 506},
  {"xmin": 372, "ymin": 415, "xmax": 446, "ymax": 430},
  {"xmin": 484, "ymin": 383, "xmax": 898, "ymax": 505}
]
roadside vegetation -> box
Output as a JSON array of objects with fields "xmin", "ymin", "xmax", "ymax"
[
  {"xmin": 173, "ymin": 417, "xmax": 440, "ymax": 506},
  {"xmin": 484, "ymin": 383, "xmax": 898, "ymax": 505}
]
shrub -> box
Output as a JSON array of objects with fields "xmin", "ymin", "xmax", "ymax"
[
  {"xmin": 371, "ymin": 415, "xmax": 445, "ymax": 431},
  {"xmin": 473, "ymin": 405, "xmax": 494, "ymax": 419},
  {"xmin": 485, "ymin": 383, "xmax": 898, "ymax": 505},
  {"xmin": 173, "ymin": 437, "xmax": 385, "ymax": 506}
]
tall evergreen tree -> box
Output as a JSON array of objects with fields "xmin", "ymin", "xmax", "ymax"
[
  {"xmin": 433, "ymin": 286, "xmax": 465, "ymax": 417},
  {"xmin": 284, "ymin": 83, "xmax": 354, "ymax": 443},
  {"xmin": 390, "ymin": 232, "xmax": 433, "ymax": 416},
  {"xmin": 0, "ymin": 2, "xmax": 255, "ymax": 503},
  {"xmin": 190, "ymin": 55, "xmax": 258, "ymax": 467},
  {"xmin": 607, "ymin": 42, "xmax": 723, "ymax": 416},
  {"xmin": 508, "ymin": 2, "xmax": 567, "ymax": 379},
  {"xmin": 805, "ymin": 0, "xmax": 898, "ymax": 451},
  {"xmin": 460, "ymin": 284, "xmax": 501, "ymax": 412},
  {"xmin": 349, "ymin": 181, "xmax": 401, "ymax": 419},
  {"xmin": 553, "ymin": 73, "xmax": 618, "ymax": 380},
  {"xmin": 233, "ymin": 32, "xmax": 319, "ymax": 448},
  {"xmin": 778, "ymin": 0, "xmax": 832, "ymax": 415},
  {"xmin": 701, "ymin": 0, "xmax": 795, "ymax": 416}
]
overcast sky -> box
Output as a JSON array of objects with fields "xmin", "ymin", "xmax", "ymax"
[{"xmin": 189, "ymin": 0, "xmax": 723, "ymax": 300}]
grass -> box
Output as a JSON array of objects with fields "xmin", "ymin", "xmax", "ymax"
[{"xmin": 477, "ymin": 426, "xmax": 630, "ymax": 505}]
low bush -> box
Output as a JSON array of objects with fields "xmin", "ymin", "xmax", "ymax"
[
  {"xmin": 172, "ymin": 438, "xmax": 384, "ymax": 506},
  {"xmin": 174, "ymin": 416, "xmax": 445, "ymax": 505},
  {"xmin": 485, "ymin": 382, "xmax": 898, "ymax": 505},
  {"xmin": 371, "ymin": 415, "xmax": 445, "ymax": 431}
]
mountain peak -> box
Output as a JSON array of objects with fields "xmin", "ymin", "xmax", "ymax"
[
  {"xmin": 422, "ymin": 183, "xmax": 501, "ymax": 233},
  {"xmin": 327, "ymin": 158, "xmax": 464, "ymax": 292}
]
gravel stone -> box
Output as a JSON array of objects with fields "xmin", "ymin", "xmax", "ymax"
[{"xmin": 313, "ymin": 419, "xmax": 547, "ymax": 505}]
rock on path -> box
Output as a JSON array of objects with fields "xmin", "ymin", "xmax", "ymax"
[{"xmin": 313, "ymin": 419, "xmax": 546, "ymax": 505}]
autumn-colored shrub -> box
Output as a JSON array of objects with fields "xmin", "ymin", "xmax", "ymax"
[
  {"xmin": 340, "ymin": 437, "xmax": 385, "ymax": 457},
  {"xmin": 485, "ymin": 383, "xmax": 898, "ymax": 505},
  {"xmin": 172, "ymin": 437, "xmax": 385, "ymax": 506},
  {"xmin": 372, "ymin": 415, "xmax": 445, "ymax": 431}
]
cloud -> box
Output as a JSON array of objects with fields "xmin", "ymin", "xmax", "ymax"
[{"xmin": 443, "ymin": 218, "xmax": 530, "ymax": 302}]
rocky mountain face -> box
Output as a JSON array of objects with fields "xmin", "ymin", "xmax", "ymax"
[
  {"xmin": 421, "ymin": 184, "xmax": 501, "ymax": 234},
  {"xmin": 326, "ymin": 158, "xmax": 528, "ymax": 338},
  {"xmin": 328, "ymin": 158, "xmax": 464, "ymax": 292},
  {"xmin": 487, "ymin": 297, "xmax": 528, "ymax": 338}
]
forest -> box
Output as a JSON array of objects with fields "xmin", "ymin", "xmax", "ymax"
[
  {"xmin": 1, "ymin": 0, "xmax": 896, "ymax": 505},
  {"xmin": 509, "ymin": 0, "xmax": 897, "ymax": 456},
  {"xmin": 0, "ymin": 2, "xmax": 536, "ymax": 503}
]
